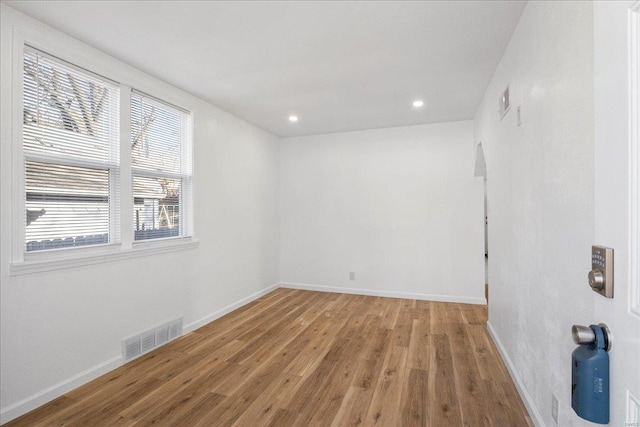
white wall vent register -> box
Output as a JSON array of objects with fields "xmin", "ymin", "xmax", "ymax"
[{"xmin": 122, "ymin": 318, "xmax": 183, "ymax": 361}]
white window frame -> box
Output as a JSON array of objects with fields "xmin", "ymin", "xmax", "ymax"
[
  {"xmin": 22, "ymin": 45, "xmax": 121, "ymax": 253},
  {"xmin": 130, "ymin": 90, "xmax": 193, "ymax": 245},
  {"xmin": 9, "ymin": 34, "xmax": 197, "ymax": 276}
]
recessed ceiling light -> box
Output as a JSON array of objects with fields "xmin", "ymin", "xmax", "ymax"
[
  {"xmin": 412, "ymin": 100, "xmax": 424, "ymax": 108},
  {"xmin": 289, "ymin": 115, "xmax": 298, "ymax": 122}
]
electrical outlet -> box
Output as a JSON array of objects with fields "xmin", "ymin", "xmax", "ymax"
[
  {"xmin": 551, "ymin": 393, "xmax": 558, "ymax": 425},
  {"xmin": 349, "ymin": 272, "xmax": 355, "ymax": 281}
]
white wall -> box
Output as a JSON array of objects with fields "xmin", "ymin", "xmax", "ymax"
[
  {"xmin": 0, "ymin": 4, "xmax": 279, "ymax": 423},
  {"xmin": 279, "ymin": 121, "xmax": 485, "ymax": 304},
  {"xmin": 474, "ymin": 1, "xmax": 594, "ymax": 425}
]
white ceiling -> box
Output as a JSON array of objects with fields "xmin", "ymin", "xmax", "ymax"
[{"xmin": 5, "ymin": 0, "xmax": 526, "ymax": 138}]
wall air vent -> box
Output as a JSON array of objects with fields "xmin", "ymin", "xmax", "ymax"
[
  {"xmin": 155, "ymin": 325, "xmax": 169, "ymax": 346},
  {"xmin": 498, "ymin": 84, "xmax": 511, "ymax": 120},
  {"xmin": 124, "ymin": 337, "xmax": 141, "ymax": 360},
  {"xmin": 122, "ymin": 318, "xmax": 183, "ymax": 361}
]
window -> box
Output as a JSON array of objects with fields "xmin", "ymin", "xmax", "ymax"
[
  {"xmin": 22, "ymin": 47, "xmax": 119, "ymax": 252},
  {"xmin": 130, "ymin": 91, "xmax": 192, "ymax": 241},
  {"xmin": 18, "ymin": 46, "xmax": 194, "ymax": 263}
]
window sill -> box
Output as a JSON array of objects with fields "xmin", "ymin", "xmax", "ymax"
[{"xmin": 10, "ymin": 238, "xmax": 199, "ymax": 276}]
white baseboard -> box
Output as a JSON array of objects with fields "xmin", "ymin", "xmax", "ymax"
[
  {"xmin": 183, "ymin": 282, "xmax": 280, "ymax": 334},
  {"xmin": 0, "ymin": 282, "xmax": 280, "ymax": 425},
  {"xmin": 487, "ymin": 321, "xmax": 544, "ymax": 427},
  {"xmin": 280, "ymin": 281, "xmax": 486, "ymax": 305},
  {"xmin": 0, "ymin": 355, "xmax": 122, "ymax": 425}
]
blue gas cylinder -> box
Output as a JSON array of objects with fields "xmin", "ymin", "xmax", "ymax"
[{"xmin": 571, "ymin": 324, "xmax": 609, "ymax": 424}]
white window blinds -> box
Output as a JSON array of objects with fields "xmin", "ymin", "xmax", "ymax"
[
  {"xmin": 23, "ymin": 47, "xmax": 120, "ymax": 252},
  {"xmin": 130, "ymin": 91, "xmax": 192, "ymax": 241}
]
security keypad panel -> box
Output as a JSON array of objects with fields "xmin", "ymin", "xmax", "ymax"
[{"xmin": 589, "ymin": 246, "xmax": 614, "ymax": 298}]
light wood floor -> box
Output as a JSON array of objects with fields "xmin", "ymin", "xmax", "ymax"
[{"xmin": 6, "ymin": 289, "xmax": 532, "ymax": 426}]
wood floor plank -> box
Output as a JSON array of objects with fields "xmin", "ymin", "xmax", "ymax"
[
  {"xmin": 5, "ymin": 291, "xmax": 531, "ymax": 427},
  {"xmin": 429, "ymin": 334, "xmax": 463, "ymax": 425},
  {"xmin": 467, "ymin": 323, "xmax": 509, "ymax": 381},
  {"xmin": 213, "ymin": 294, "xmax": 335, "ymax": 396},
  {"xmin": 194, "ymin": 288, "xmax": 295, "ymax": 336},
  {"xmin": 230, "ymin": 290, "xmax": 311, "ymax": 343},
  {"xmin": 188, "ymin": 289, "xmax": 311, "ymax": 357},
  {"xmin": 265, "ymin": 408, "xmax": 300, "ymax": 427},
  {"xmin": 225, "ymin": 291, "xmax": 328, "ymax": 365},
  {"xmin": 393, "ymin": 299, "xmax": 414, "ymax": 347},
  {"xmin": 330, "ymin": 386, "xmax": 372, "ymax": 427},
  {"xmin": 129, "ymin": 370, "xmax": 227, "ymax": 425},
  {"xmin": 280, "ymin": 295, "xmax": 368, "ymax": 413},
  {"xmin": 401, "ymin": 368, "xmax": 429, "ymax": 427},
  {"xmin": 284, "ymin": 336, "xmax": 351, "ymax": 414},
  {"xmin": 171, "ymin": 288, "xmax": 295, "ymax": 355},
  {"xmin": 452, "ymin": 350, "xmax": 490, "ymax": 426},
  {"xmin": 466, "ymin": 323, "xmax": 493, "ymax": 381},
  {"xmin": 446, "ymin": 305, "xmax": 470, "ymax": 353},
  {"xmin": 483, "ymin": 380, "xmax": 534, "ymax": 427},
  {"xmin": 379, "ymin": 297, "xmax": 402, "ymax": 329},
  {"xmin": 198, "ymin": 319, "xmax": 329, "ymax": 426},
  {"xmin": 167, "ymin": 392, "xmax": 227, "ymax": 426},
  {"xmin": 351, "ymin": 326, "xmax": 391, "ymax": 389},
  {"xmin": 412, "ymin": 299, "xmax": 431, "ymax": 321},
  {"xmin": 430, "ymin": 301, "xmax": 450, "ymax": 333},
  {"xmin": 462, "ymin": 303, "xmax": 488, "ymax": 325},
  {"xmin": 230, "ymin": 373, "xmax": 301, "ymax": 427},
  {"xmin": 407, "ymin": 318, "xmax": 430, "ymax": 371},
  {"xmin": 300, "ymin": 315, "xmax": 374, "ymax": 426},
  {"xmin": 276, "ymin": 296, "xmax": 347, "ymax": 379},
  {"xmin": 332, "ymin": 326, "xmax": 391, "ymax": 425},
  {"xmin": 117, "ymin": 340, "xmax": 245, "ymax": 422},
  {"xmin": 66, "ymin": 377, "xmax": 165, "ymax": 426},
  {"xmin": 364, "ymin": 345, "xmax": 408, "ymax": 425},
  {"xmin": 210, "ymin": 296, "xmax": 358, "ymax": 426},
  {"xmin": 481, "ymin": 380, "xmax": 513, "ymax": 427},
  {"xmin": 282, "ymin": 320, "xmax": 336, "ymax": 377},
  {"xmin": 446, "ymin": 304, "xmax": 490, "ymax": 426},
  {"xmin": 35, "ymin": 372, "xmax": 162, "ymax": 426},
  {"xmin": 62, "ymin": 346, "xmax": 177, "ymax": 401}
]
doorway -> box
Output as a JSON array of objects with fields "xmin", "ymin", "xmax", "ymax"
[{"xmin": 474, "ymin": 142, "xmax": 488, "ymax": 303}]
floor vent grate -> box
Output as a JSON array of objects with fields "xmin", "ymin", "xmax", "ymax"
[{"xmin": 122, "ymin": 318, "xmax": 183, "ymax": 361}]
